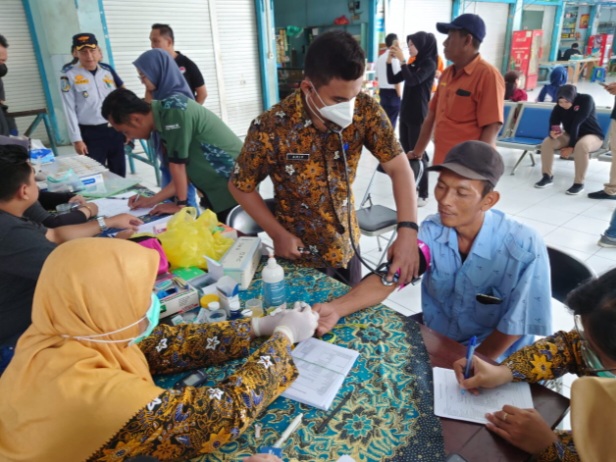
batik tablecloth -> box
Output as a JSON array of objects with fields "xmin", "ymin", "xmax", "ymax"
[{"xmin": 156, "ymin": 259, "xmax": 446, "ymax": 462}]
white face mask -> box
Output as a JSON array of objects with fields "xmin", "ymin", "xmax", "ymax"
[{"xmin": 307, "ymin": 84, "xmax": 356, "ymax": 130}]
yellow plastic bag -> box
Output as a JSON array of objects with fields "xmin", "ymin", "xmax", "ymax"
[{"xmin": 158, "ymin": 207, "xmax": 233, "ymax": 269}]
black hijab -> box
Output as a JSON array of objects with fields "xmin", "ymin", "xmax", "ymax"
[
  {"xmin": 556, "ymin": 84, "xmax": 578, "ymax": 103},
  {"xmin": 407, "ymin": 31, "xmax": 437, "ymax": 66}
]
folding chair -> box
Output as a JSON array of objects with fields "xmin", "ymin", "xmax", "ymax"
[
  {"xmin": 543, "ymin": 246, "xmax": 595, "ymax": 395},
  {"xmin": 547, "ymin": 246, "xmax": 595, "ymax": 305},
  {"xmin": 126, "ymin": 139, "xmax": 161, "ymax": 186},
  {"xmin": 497, "ymin": 102, "xmax": 555, "ymax": 175},
  {"xmin": 226, "ymin": 198, "xmax": 276, "ymax": 236},
  {"xmin": 356, "ymin": 162, "xmax": 424, "ymax": 266}
]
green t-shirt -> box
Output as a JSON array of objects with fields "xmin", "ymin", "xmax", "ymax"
[{"xmin": 152, "ymin": 95, "xmax": 242, "ymax": 212}]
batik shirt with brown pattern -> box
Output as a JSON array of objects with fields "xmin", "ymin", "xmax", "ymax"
[{"xmin": 231, "ymin": 89, "xmax": 402, "ymax": 268}]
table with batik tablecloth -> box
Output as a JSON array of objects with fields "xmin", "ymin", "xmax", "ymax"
[{"xmin": 156, "ymin": 259, "xmax": 446, "ymax": 462}]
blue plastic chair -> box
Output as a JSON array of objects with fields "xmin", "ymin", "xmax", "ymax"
[
  {"xmin": 498, "ymin": 102, "xmax": 518, "ymax": 139},
  {"xmin": 496, "ymin": 103, "xmax": 555, "ymax": 174},
  {"xmin": 590, "ymin": 67, "xmax": 607, "ymax": 83}
]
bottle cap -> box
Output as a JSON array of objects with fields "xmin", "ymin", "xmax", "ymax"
[{"xmin": 208, "ymin": 301, "xmax": 221, "ymax": 311}]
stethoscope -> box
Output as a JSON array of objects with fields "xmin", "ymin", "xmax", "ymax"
[{"xmin": 333, "ymin": 129, "xmax": 405, "ymax": 287}]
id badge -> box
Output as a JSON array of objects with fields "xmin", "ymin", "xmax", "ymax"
[{"xmin": 286, "ymin": 153, "xmax": 310, "ymax": 161}]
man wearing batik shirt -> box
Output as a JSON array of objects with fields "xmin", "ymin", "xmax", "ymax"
[{"xmin": 229, "ymin": 31, "xmax": 419, "ymax": 286}]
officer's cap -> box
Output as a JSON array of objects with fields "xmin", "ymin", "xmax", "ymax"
[{"xmin": 73, "ymin": 33, "xmax": 98, "ymax": 51}]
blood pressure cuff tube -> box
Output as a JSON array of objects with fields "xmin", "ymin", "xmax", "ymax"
[{"xmin": 417, "ymin": 239, "xmax": 431, "ymax": 275}]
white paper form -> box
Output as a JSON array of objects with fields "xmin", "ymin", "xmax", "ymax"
[
  {"xmin": 281, "ymin": 338, "xmax": 359, "ymax": 410},
  {"xmin": 433, "ymin": 367, "xmax": 533, "ymax": 424},
  {"xmin": 91, "ymin": 192, "xmax": 155, "ymax": 218}
]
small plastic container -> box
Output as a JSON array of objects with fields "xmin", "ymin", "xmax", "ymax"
[
  {"xmin": 182, "ymin": 312, "xmax": 197, "ymax": 324},
  {"xmin": 170, "ymin": 314, "xmax": 185, "ymax": 326},
  {"xmin": 207, "ymin": 302, "xmax": 227, "ymax": 323},
  {"xmin": 245, "ymin": 298, "xmax": 264, "ymax": 318},
  {"xmin": 195, "ymin": 307, "xmax": 210, "ymax": 324},
  {"xmin": 228, "ymin": 299, "xmax": 243, "ymax": 320}
]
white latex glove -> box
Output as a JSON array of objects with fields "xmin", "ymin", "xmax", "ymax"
[
  {"xmin": 251, "ymin": 310, "xmax": 287, "ymax": 337},
  {"xmin": 274, "ymin": 306, "xmax": 319, "ymax": 344}
]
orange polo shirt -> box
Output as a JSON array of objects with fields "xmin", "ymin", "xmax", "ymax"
[{"xmin": 429, "ymin": 53, "xmax": 504, "ymax": 165}]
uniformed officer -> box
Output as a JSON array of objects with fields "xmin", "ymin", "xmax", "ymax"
[{"xmin": 60, "ymin": 33, "xmax": 126, "ymax": 176}]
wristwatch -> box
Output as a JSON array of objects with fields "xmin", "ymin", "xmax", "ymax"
[
  {"xmin": 176, "ymin": 199, "xmax": 188, "ymax": 206},
  {"xmin": 97, "ymin": 216, "xmax": 108, "ymax": 232},
  {"xmin": 397, "ymin": 221, "xmax": 419, "ymax": 232}
]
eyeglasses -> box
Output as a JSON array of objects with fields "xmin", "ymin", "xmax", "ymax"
[{"xmin": 574, "ymin": 315, "xmax": 616, "ymax": 378}]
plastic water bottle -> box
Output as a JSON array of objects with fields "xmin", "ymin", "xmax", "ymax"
[{"xmin": 262, "ymin": 255, "xmax": 287, "ymax": 312}]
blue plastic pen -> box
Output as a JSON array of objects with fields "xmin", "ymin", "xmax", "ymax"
[{"xmin": 463, "ymin": 336, "xmax": 478, "ymax": 379}]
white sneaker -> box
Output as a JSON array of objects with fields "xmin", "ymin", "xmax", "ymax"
[{"xmin": 417, "ymin": 197, "xmax": 428, "ymax": 207}]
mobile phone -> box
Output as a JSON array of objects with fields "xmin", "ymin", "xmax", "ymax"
[
  {"xmin": 551, "ymin": 125, "xmax": 562, "ymax": 134},
  {"xmin": 174, "ymin": 369, "xmax": 208, "ymax": 389}
]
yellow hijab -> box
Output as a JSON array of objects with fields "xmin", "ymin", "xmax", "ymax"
[
  {"xmin": 571, "ymin": 376, "xmax": 616, "ymax": 461},
  {"xmin": 0, "ymin": 238, "xmax": 164, "ymax": 462}
]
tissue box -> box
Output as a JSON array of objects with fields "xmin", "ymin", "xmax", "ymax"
[{"xmin": 219, "ymin": 237, "xmax": 262, "ymax": 290}]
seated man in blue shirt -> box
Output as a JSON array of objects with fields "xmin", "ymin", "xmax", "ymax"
[{"xmin": 314, "ymin": 141, "xmax": 552, "ymax": 360}]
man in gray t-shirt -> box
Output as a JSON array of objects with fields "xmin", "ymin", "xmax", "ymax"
[
  {"xmin": 0, "ymin": 144, "xmax": 141, "ymax": 370},
  {"xmin": 0, "ymin": 212, "xmax": 55, "ymax": 347}
]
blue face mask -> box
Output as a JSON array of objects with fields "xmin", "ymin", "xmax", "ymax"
[{"xmin": 63, "ymin": 294, "xmax": 161, "ymax": 345}]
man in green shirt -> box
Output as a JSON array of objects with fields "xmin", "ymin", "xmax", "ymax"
[{"xmin": 102, "ymin": 89, "xmax": 241, "ymax": 221}]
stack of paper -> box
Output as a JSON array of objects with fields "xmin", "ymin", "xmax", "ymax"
[
  {"xmin": 432, "ymin": 367, "xmax": 533, "ymax": 424},
  {"xmin": 282, "ymin": 338, "xmax": 359, "ymax": 410}
]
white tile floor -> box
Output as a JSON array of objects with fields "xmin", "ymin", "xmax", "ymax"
[{"xmin": 58, "ymin": 80, "xmax": 616, "ymax": 423}]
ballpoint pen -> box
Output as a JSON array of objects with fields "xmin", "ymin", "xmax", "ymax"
[
  {"xmin": 463, "ymin": 336, "xmax": 478, "ymax": 380},
  {"xmin": 273, "ymin": 413, "xmax": 303, "ymax": 448}
]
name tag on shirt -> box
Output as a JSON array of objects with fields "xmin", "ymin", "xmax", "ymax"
[{"xmin": 286, "ymin": 153, "xmax": 310, "ymax": 161}]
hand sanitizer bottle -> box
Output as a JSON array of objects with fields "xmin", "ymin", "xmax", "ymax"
[{"xmin": 262, "ymin": 255, "xmax": 287, "ymax": 313}]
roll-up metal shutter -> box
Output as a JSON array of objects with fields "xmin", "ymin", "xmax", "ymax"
[
  {"xmin": 102, "ymin": 0, "xmax": 222, "ymax": 116},
  {"xmin": 386, "ymin": 0, "xmax": 453, "ymax": 57},
  {"xmin": 103, "ymin": 0, "xmax": 263, "ymax": 137},
  {"xmin": 462, "ymin": 2, "xmax": 509, "ymax": 72},
  {"xmin": 0, "ymin": 0, "xmax": 47, "ymax": 141},
  {"xmin": 213, "ymin": 0, "xmax": 262, "ymax": 137}
]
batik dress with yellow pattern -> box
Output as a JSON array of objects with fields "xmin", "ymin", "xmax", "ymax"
[
  {"xmin": 502, "ymin": 330, "xmax": 589, "ymax": 462},
  {"xmin": 231, "ymin": 89, "xmax": 403, "ymax": 269},
  {"xmin": 87, "ymin": 320, "xmax": 297, "ymax": 461}
]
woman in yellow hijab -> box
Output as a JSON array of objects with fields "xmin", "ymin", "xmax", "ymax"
[
  {"xmin": 571, "ymin": 376, "xmax": 616, "ymax": 461},
  {"xmin": 453, "ymin": 266, "xmax": 616, "ymax": 461},
  {"xmin": 0, "ymin": 238, "xmax": 318, "ymax": 461}
]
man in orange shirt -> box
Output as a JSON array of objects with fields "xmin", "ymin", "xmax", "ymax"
[{"xmin": 409, "ymin": 14, "xmax": 504, "ymax": 165}]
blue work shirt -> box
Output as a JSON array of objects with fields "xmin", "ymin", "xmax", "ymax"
[
  {"xmin": 418, "ymin": 209, "xmax": 552, "ymax": 359},
  {"xmin": 60, "ymin": 62, "xmax": 123, "ymax": 142}
]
